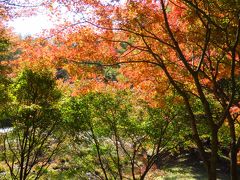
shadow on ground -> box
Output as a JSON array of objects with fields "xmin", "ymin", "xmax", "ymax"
[{"xmin": 155, "ymin": 149, "xmax": 240, "ymax": 180}]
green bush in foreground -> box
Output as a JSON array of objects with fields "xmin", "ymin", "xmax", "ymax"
[{"xmin": 1, "ymin": 69, "xmax": 64, "ymax": 180}]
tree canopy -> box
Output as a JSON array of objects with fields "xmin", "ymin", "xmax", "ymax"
[{"xmin": 0, "ymin": 0, "xmax": 239, "ymax": 180}]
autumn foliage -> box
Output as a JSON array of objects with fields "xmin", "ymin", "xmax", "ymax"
[{"xmin": 1, "ymin": 0, "xmax": 240, "ymax": 179}]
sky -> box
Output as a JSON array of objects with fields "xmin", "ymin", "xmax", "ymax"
[
  {"xmin": 3, "ymin": 0, "xmax": 54, "ymax": 36},
  {"xmin": 7, "ymin": 5, "xmax": 77, "ymax": 37},
  {"xmin": 6, "ymin": 0, "xmax": 127, "ymax": 37},
  {"xmin": 7, "ymin": 14, "xmax": 54, "ymax": 37}
]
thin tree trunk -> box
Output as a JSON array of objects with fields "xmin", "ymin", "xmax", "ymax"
[
  {"xmin": 90, "ymin": 125, "xmax": 108, "ymax": 180},
  {"xmin": 209, "ymin": 125, "xmax": 218, "ymax": 180},
  {"xmin": 228, "ymin": 116, "xmax": 238, "ymax": 180},
  {"xmin": 230, "ymin": 143, "xmax": 238, "ymax": 180}
]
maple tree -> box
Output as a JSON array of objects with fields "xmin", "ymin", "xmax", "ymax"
[
  {"xmin": 62, "ymin": 91, "xmax": 187, "ymax": 179},
  {"xmin": 0, "ymin": 23, "xmax": 11, "ymax": 126},
  {"xmin": 1, "ymin": 69, "xmax": 64, "ymax": 180},
  {"xmin": 4, "ymin": 0, "xmax": 239, "ymax": 179},
  {"xmin": 0, "ymin": 10, "xmax": 19, "ymax": 123},
  {"xmin": 26, "ymin": 0, "xmax": 239, "ymax": 179}
]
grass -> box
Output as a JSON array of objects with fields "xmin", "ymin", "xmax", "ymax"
[
  {"xmin": 155, "ymin": 167, "xmax": 207, "ymax": 180},
  {"xmin": 150, "ymin": 153, "xmax": 232, "ymax": 180},
  {"xmin": 155, "ymin": 167, "xmax": 217, "ymax": 180},
  {"xmin": 0, "ymin": 144, "xmax": 238, "ymax": 179}
]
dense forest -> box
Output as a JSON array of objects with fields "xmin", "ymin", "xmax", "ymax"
[{"xmin": 0, "ymin": 0, "xmax": 240, "ymax": 180}]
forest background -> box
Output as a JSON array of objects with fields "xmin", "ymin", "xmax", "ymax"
[{"xmin": 0, "ymin": 0, "xmax": 240, "ymax": 180}]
